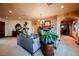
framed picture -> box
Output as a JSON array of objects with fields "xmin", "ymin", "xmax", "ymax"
[{"xmin": 42, "ymin": 21, "xmax": 51, "ymax": 30}]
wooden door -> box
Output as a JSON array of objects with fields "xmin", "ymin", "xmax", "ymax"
[{"xmin": 0, "ymin": 21, "xmax": 5, "ymax": 38}]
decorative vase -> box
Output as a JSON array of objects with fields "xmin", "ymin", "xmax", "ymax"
[{"xmin": 41, "ymin": 43, "xmax": 54, "ymax": 56}]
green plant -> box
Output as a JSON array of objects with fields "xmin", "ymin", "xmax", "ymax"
[
  {"xmin": 41, "ymin": 31, "xmax": 58, "ymax": 45},
  {"xmin": 38, "ymin": 26, "xmax": 42, "ymax": 37}
]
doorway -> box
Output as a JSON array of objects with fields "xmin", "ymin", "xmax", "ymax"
[
  {"xmin": 60, "ymin": 23, "xmax": 69, "ymax": 35},
  {"xmin": 0, "ymin": 21, "xmax": 5, "ymax": 38}
]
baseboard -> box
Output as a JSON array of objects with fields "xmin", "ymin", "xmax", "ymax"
[{"xmin": 5, "ymin": 36, "xmax": 15, "ymax": 37}]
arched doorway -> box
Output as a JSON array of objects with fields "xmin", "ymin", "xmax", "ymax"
[
  {"xmin": 60, "ymin": 16, "xmax": 79, "ymax": 48},
  {"xmin": 60, "ymin": 16, "xmax": 78, "ymax": 37},
  {"xmin": 60, "ymin": 21, "xmax": 70, "ymax": 35}
]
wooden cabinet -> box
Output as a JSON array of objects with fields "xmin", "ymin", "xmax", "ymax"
[{"xmin": 12, "ymin": 31, "xmax": 21, "ymax": 37}]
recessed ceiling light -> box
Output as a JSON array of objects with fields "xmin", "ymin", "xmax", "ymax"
[
  {"xmin": 9, "ymin": 10, "xmax": 12, "ymax": 13},
  {"xmin": 38, "ymin": 19, "xmax": 40, "ymax": 22},
  {"xmin": 6, "ymin": 16, "xmax": 8, "ymax": 19},
  {"xmin": 18, "ymin": 17, "xmax": 21, "ymax": 19},
  {"xmin": 61, "ymin": 5, "xmax": 64, "ymax": 9}
]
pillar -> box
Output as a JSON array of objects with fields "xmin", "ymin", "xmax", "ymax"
[
  {"xmin": 77, "ymin": 17, "xmax": 79, "ymax": 36},
  {"xmin": 57, "ymin": 15, "xmax": 64, "ymax": 40}
]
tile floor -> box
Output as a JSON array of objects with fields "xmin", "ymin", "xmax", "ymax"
[
  {"xmin": 61, "ymin": 35, "xmax": 79, "ymax": 52},
  {"xmin": 0, "ymin": 36, "xmax": 79, "ymax": 56}
]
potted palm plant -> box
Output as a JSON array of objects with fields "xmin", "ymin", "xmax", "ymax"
[{"xmin": 40, "ymin": 30, "xmax": 58, "ymax": 56}]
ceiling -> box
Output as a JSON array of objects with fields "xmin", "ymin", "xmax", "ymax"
[{"xmin": 0, "ymin": 3, "xmax": 79, "ymax": 20}]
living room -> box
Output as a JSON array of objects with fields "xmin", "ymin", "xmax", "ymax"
[{"xmin": 0, "ymin": 3, "xmax": 79, "ymax": 56}]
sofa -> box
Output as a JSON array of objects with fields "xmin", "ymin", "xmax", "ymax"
[{"xmin": 17, "ymin": 33, "xmax": 41, "ymax": 55}]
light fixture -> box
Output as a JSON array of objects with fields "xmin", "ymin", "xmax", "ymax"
[
  {"xmin": 38, "ymin": 19, "xmax": 40, "ymax": 22},
  {"xmin": 6, "ymin": 16, "xmax": 8, "ymax": 19},
  {"xmin": 9, "ymin": 10, "xmax": 12, "ymax": 13},
  {"xmin": 61, "ymin": 25, "xmax": 64, "ymax": 28},
  {"xmin": 18, "ymin": 17, "xmax": 21, "ymax": 19},
  {"xmin": 61, "ymin": 5, "xmax": 64, "ymax": 9}
]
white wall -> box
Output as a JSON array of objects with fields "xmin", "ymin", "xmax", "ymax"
[
  {"xmin": 0, "ymin": 18, "xmax": 33, "ymax": 36},
  {"xmin": 0, "ymin": 18, "xmax": 6, "ymax": 22},
  {"xmin": 0, "ymin": 17, "xmax": 34, "ymax": 36},
  {"xmin": 5, "ymin": 19, "xmax": 33, "ymax": 36}
]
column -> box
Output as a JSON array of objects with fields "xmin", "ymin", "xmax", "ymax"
[
  {"xmin": 75, "ymin": 17, "xmax": 79, "ymax": 44},
  {"xmin": 77, "ymin": 17, "xmax": 79, "ymax": 36},
  {"xmin": 57, "ymin": 15, "xmax": 64, "ymax": 40}
]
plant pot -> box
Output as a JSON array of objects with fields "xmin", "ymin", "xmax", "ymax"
[{"xmin": 41, "ymin": 43, "xmax": 54, "ymax": 56}]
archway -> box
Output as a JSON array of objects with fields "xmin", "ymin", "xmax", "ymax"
[{"xmin": 60, "ymin": 16, "xmax": 78, "ymax": 38}]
